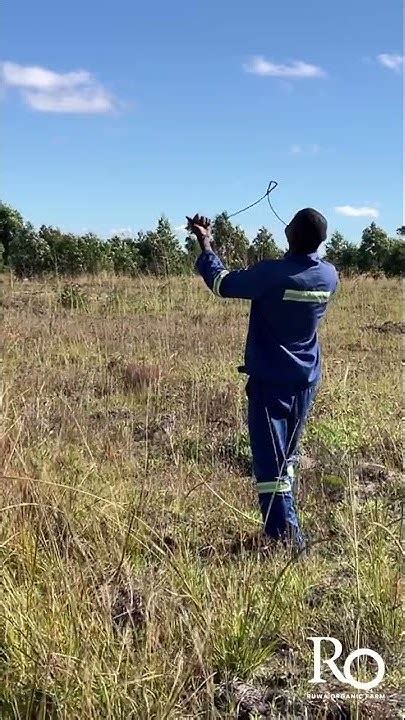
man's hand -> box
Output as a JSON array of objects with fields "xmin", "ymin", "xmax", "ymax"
[{"xmin": 186, "ymin": 214, "xmax": 212, "ymax": 251}]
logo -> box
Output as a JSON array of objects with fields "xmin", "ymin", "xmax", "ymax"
[{"xmin": 308, "ymin": 637, "xmax": 385, "ymax": 691}]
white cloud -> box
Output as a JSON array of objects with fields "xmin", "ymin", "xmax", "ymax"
[
  {"xmin": 244, "ymin": 56, "xmax": 326, "ymax": 78},
  {"xmin": 109, "ymin": 227, "xmax": 135, "ymax": 238},
  {"xmin": 2, "ymin": 62, "xmax": 91, "ymax": 89},
  {"xmin": 290, "ymin": 144, "xmax": 302, "ymax": 155},
  {"xmin": 1, "ymin": 61, "xmax": 117, "ymax": 113},
  {"xmin": 25, "ymin": 88, "xmax": 113, "ymax": 113},
  {"xmin": 289, "ymin": 143, "xmax": 321, "ymax": 156},
  {"xmin": 335, "ymin": 205, "xmax": 379, "ymax": 218},
  {"xmin": 175, "ymin": 224, "xmax": 190, "ymax": 240},
  {"xmin": 377, "ymin": 53, "xmax": 403, "ymax": 71}
]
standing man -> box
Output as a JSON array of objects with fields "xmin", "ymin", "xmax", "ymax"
[{"xmin": 187, "ymin": 209, "xmax": 339, "ymax": 551}]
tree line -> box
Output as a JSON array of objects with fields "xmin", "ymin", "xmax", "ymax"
[{"xmin": 0, "ymin": 203, "xmax": 403, "ymax": 278}]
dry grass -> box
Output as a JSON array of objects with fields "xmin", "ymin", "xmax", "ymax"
[{"xmin": 1, "ymin": 273, "xmax": 403, "ymax": 719}]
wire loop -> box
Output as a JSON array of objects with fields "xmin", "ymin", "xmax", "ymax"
[{"xmin": 227, "ymin": 179, "xmax": 287, "ymax": 226}]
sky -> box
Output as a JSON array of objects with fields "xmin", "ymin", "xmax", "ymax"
[{"xmin": 2, "ymin": 0, "xmax": 403, "ymax": 246}]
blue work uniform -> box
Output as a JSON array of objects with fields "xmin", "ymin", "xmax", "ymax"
[{"xmin": 196, "ymin": 248, "xmax": 339, "ymax": 548}]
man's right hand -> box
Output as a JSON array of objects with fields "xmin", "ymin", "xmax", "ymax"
[{"xmin": 186, "ymin": 214, "xmax": 212, "ymax": 250}]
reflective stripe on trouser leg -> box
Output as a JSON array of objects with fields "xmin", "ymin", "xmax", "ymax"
[
  {"xmin": 256, "ymin": 470, "xmax": 303, "ymax": 546},
  {"xmin": 255, "ymin": 463, "xmax": 295, "ymax": 495},
  {"xmin": 256, "ymin": 469, "xmax": 300, "ymax": 540},
  {"xmin": 247, "ymin": 380, "xmax": 313, "ymax": 548}
]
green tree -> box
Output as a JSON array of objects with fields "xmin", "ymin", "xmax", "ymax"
[
  {"xmin": 107, "ymin": 236, "xmax": 140, "ymax": 275},
  {"xmin": 0, "ymin": 203, "xmax": 26, "ymax": 265},
  {"xmin": 212, "ymin": 212, "xmax": 250, "ymax": 269},
  {"xmin": 155, "ymin": 216, "xmax": 186, "ymax": 274},
  {"xmin": 248, "ymin": 226, "xmax": 282, "ymax": 264},
  {"xmin": 185, "ymin": 234, "xmax": 201, "ymax": 269},
  {"xmin": 39, "ymin": 225, "xmax": 83, "ymax": 275},
  {"xmin": 135, "ymin": 230, "xmax": 157, "ymax": 273},
  {"xmin": 325, "ymin": 231, "xmax": 346, "ymax": 265},
  {"xmin": 382, "ymin": 238, "xmax": 405, "ymax": 277},
  {"xmin": 78, "ymin": 233, "xmax": 111, "ymax": 274},
  {"xmin": 357, "ymin": 222, "xmax": 392, "ymax": 273},
  {"xmin": 136, "ymin": 216, "xmax": 186, "ymax": 275},
  {"xmin": 325, "ymin": 230, "xmax": 359, "ymax": 272},
  {"xmin": 8, "ymin": 225, "xmax": 52, "ymax": 277}
]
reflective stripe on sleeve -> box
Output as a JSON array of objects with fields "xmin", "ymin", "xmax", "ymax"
[
  {"xmin": 212, "ymin": 270, "xmax": 230, "ymax": 296},
  {"xmin": 283, "ymin": 289, "xmax": 331, "ymax": 302}
]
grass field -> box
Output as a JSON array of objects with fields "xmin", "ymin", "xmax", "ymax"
[{"xmin": 1, "ymin": 273, "xmax": 403, "ymax": 719}]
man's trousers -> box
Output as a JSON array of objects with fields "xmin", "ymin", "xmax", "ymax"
[{"xmin": 246, "ymin": 377, "xmax": 317, "ymax": 549}]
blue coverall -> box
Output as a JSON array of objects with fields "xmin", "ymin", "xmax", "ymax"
[{"xmin": 196, "ymin": 248, "xmax": 339, "ymax": 548}]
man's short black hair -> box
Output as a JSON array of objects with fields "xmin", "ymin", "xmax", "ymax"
[{"xmin": 287, "ymin": 208, "xmax": 328, "ymax": 252}]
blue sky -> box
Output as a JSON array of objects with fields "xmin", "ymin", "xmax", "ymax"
[{"xmin": 2, "ymin": 0, "xmax": 403, "ymax": 246}]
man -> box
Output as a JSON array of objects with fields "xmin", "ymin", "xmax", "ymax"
[{"xmin": 187, "ymin": 208, "xmax": 339, "ymax": 551}]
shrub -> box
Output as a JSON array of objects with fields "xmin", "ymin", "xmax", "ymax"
[
  {"xmin": 8, "ymin": 226, "xmax": 52, "ymax": 277},
  {"xmin": 107, "ymin": 237, "xmax": 140, "ymax": 276}
]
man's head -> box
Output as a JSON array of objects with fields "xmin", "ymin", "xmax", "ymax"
[{"xmin": 285, "ymin": 208, "xmax": 327, "ymax": 254}]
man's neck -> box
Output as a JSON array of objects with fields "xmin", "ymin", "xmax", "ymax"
[{"xmin": 286, "ymin": 248, "xmax": 318, "ymax": 257}]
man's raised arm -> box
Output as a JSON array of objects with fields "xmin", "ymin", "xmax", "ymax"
[{"xmin": 187, "ymin": 213, "xmax": 277, "ymax": 301}]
